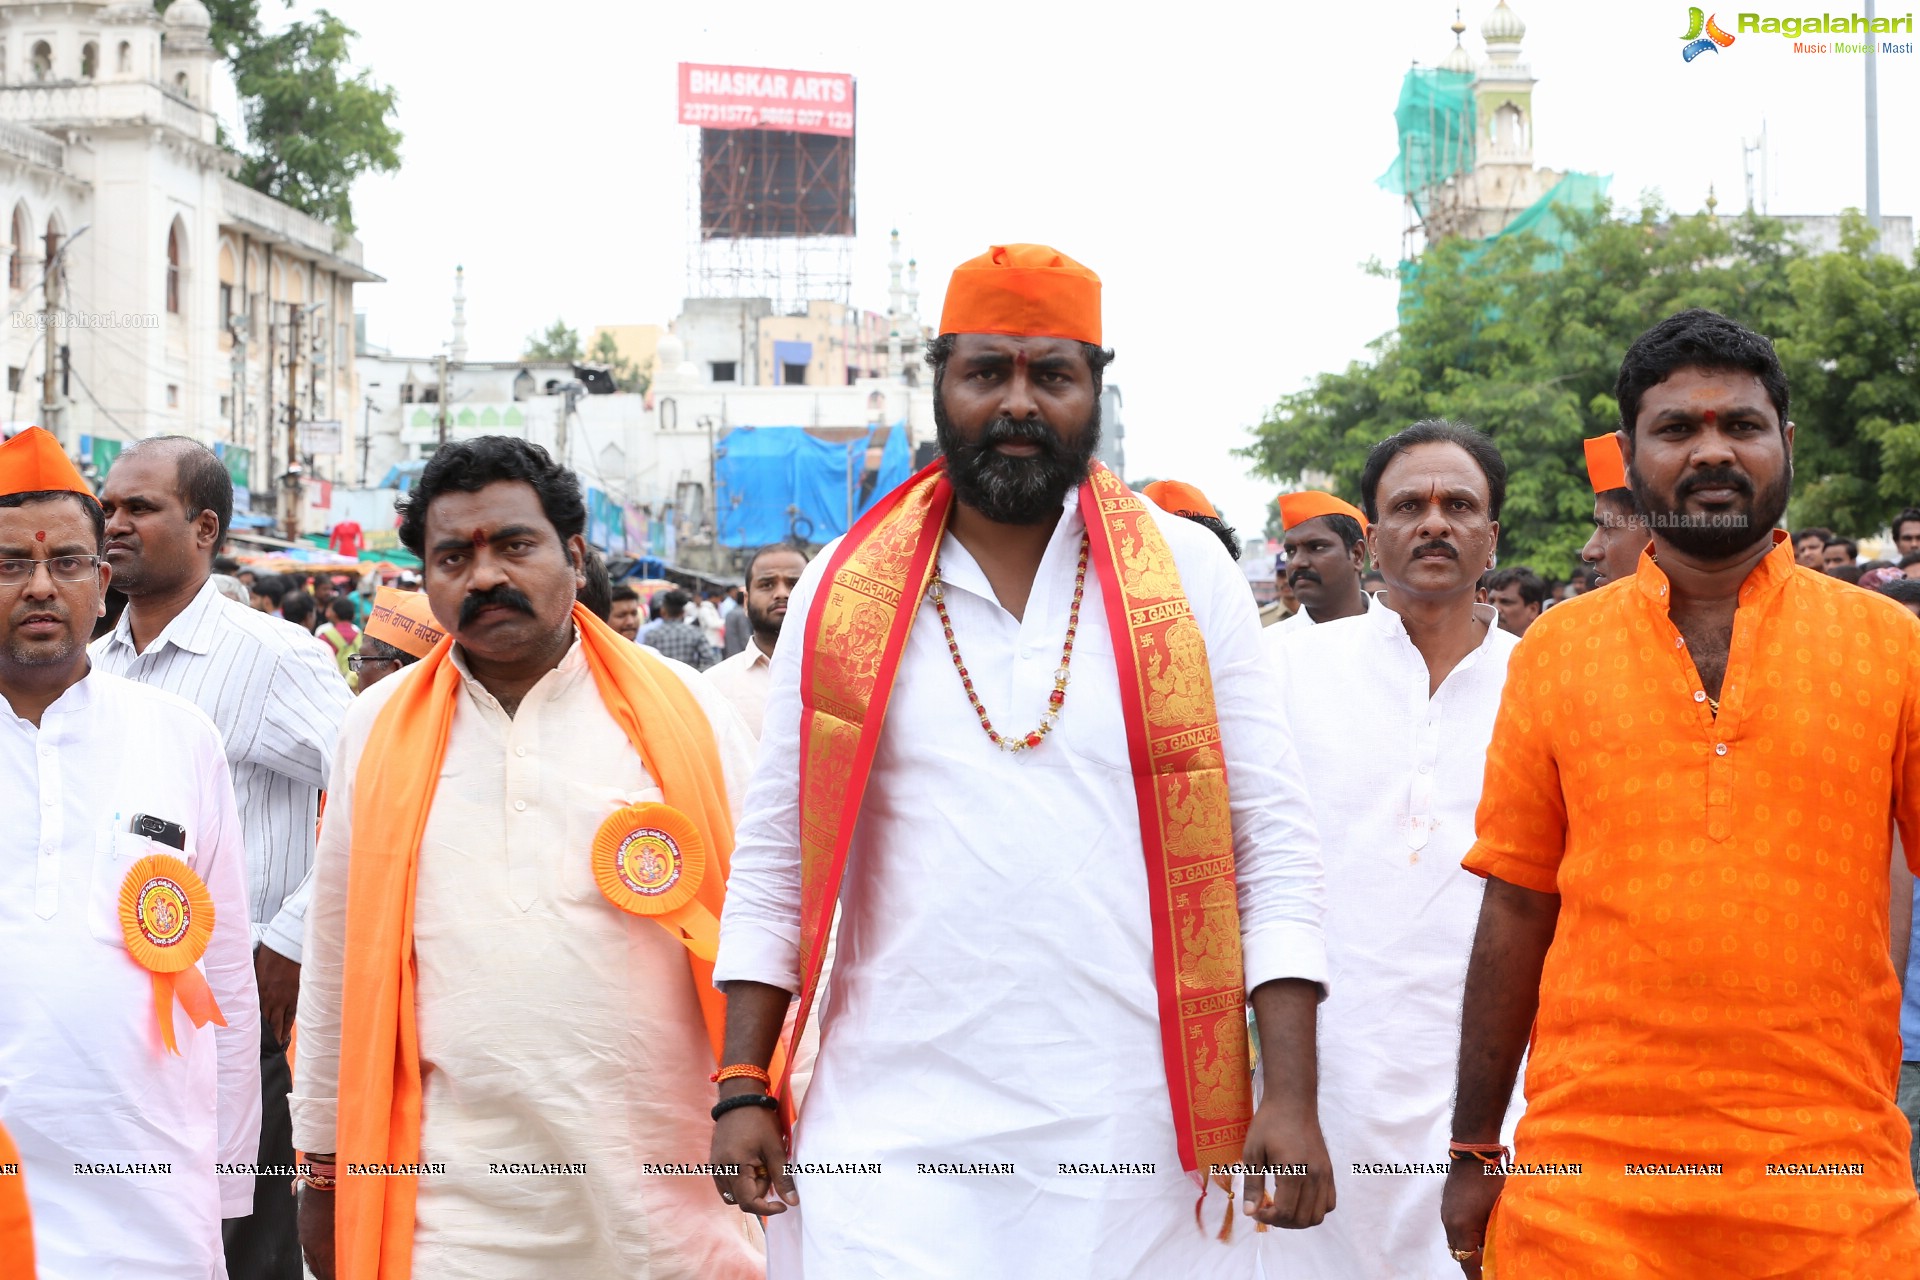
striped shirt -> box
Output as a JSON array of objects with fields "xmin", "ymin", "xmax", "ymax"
[{"xmin": 91, "ymin": 578, "xmax": 353, "ymax": 962}]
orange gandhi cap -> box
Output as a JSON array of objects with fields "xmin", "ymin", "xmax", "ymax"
[
  {"xmin": 0, "ymin": 426, "xmax": 92, "ymax": 498},
  {"xmin": 1142, "ymin": 480, "xmax": 1219, "ymax": 521},
  {"xmin": 363, "ymin": 586, "xmax": 446, "ymax": 659},
  {"xmin": 1584, "ymin": 433, "xmax": 1628, "ymax": 494},
  {"xmin": 939, "ymin": 244, "xmax": 1102, "ymax": 346},
  {"xmin": 1277, "ymin": 490, "xmax": 1367, "ymax": 534}
]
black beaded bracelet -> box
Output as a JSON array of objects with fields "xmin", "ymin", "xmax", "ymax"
[{"xmin": 710, "ymin": 1092, "xmax": 779, "ymax": 1122}]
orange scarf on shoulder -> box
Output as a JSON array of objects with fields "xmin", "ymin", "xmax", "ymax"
[
  {"xmin": 0, "ymin": 1119, "xmax": 32, "ymax": 1278},
  {"xmin": 332, "ymin": 603, "xmax": 735, "ymax": 1280}
]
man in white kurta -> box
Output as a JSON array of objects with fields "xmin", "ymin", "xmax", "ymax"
[
  {"xmin": 1259, "ymin": 422, "xmax": 1524, "ymax": 1280},
  {"xmin": 291, "ymin": 638, "xmax": 765, "ymax": 1277},
  {"xmin": 0, "ymin": 435, "xmax": 260, "ymax": 1280},
  {"xmin": 717, "ymin": 485, "xmax": 1328, "ymax": 1277}
]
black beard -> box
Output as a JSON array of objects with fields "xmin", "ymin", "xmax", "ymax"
[
  {"xmin": 934, "ymin": 393, "xmax": 1101, "ymax": 525},
  {"xmin": 1631, "ymin": 460, "xmax": 1791, "ymax": 561}
]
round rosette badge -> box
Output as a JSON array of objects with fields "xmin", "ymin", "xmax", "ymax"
[
  {"xmin": 118, "ymin": 853, "xmax": 225, "ymax": 1054},
  {"xmin": 591, "ymin": 803, "xmax": 719, "ymax": 960}
]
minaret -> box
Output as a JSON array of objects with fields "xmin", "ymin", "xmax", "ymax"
[
  {"xmin": 905, "ymin": 256, "xmax": 921, "ymax": 353},
  {"xmin": 449, "ymin": 265, "xmax": 468, "ymax": 364},
  {"xmin": 885, "ymin": 229, "xmax": 904, "ymax": 379},
  {"xmin": 1441, "ymin": 7, "xmax": 1473, "ymax": 72},
  {"xmin": 1474, "ymin": 0, "xmax": 1534, "ymax": 166}
]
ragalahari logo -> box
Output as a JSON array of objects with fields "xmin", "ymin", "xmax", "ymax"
[{"xmin": 1681, "ymin": 8, "xmax": 1738, "ymax": 59}]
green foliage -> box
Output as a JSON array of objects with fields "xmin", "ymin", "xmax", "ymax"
[
  {"xmin": 1239, "ymin": 202, "xmax": 1920, "ymax": 574},
  {"xmin": 525, "ymin": 320, "xmax": 582, "ymax": 362},
  {"xmin": 587, "ymin": 331, "xmax": 651, "ymax": 395},
  {"xmin": 162, "ymin": 1, "xmax": 403, "ymax": 234}
]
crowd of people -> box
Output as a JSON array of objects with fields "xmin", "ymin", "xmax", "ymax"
[{"xmin": 1, "ymin": 243, "xmax": 1917, "ymax": 1280}]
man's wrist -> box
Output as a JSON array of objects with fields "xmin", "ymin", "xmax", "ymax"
[{"xmin": 717, "ymin": 1076, "xmax": 773, "ymax": 1099}]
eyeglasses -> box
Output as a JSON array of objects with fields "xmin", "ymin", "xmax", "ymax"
[
  {"xmin": 346, "ymin": 654, "xmax": 399, "ymax": 672},
  {"xmin": 0, "ymin": 555, "xmax": 102, "ymax": 587}
]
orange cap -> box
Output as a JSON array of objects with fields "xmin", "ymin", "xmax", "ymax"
[
  {"xmin": 1584, "ymin": 433, "xmax": 1628, "ymax": 494},
  {"xmin": 1142, "ymin": 480, "xmax": 1219, "ymax": 521},
  {"xmin": 363, "ymin": 586, "xmax": 446, "ymax": 659},
  {"xmin": 0, "ymin": 426, "xmax": 92, "ymax": 498},
  {"xmin": 1277, "ymin": 490, "xmax": 1367, "ymax": 533},
  {"xmin": 939, "ymin": 244, "xmax": 1101, "ymax": 345}
]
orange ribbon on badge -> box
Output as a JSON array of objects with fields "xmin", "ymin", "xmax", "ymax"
[
  {"xmin": 118, "ymin": 854, "xmax": 225, "ymax": 1056},
  {"xmin": 592, "ymin": 803, "xmax": 720, "ymax": 961}
]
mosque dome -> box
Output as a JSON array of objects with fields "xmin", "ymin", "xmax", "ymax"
[
  {"xmin": 162, "ymin": 0, "xmax": 212, "ymax": 30},
  {"xmin": 1482, "ymin": 0, "xmax": 1525, "ymax": 45}
]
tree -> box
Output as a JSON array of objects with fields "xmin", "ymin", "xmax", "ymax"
[
  {"xmin": 587, "ymin": 331, "xmax": 650, "ymax": 395},
  {"xmin": 1239, "ymin": 200, "xmax": 1920, "ymax": 575},
  {"xmin": 525, "ymin": 319, "xmax": 582, "ymax": 362},
  {"xmin": 164, "ymin": 1, "xmax": 402, "ymax": 235}
]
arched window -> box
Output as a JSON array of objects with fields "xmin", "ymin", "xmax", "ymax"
[
  {"xmin": 81, "ymin": 42, "xmax": 97, "ymax": 80},
  {"xmin": 117, "ymin": 42, "xmax": 131, "ymax": 76},
  {"xmin": 166, "ymin": 222, "xmax": 183, "ymax": 314},
  {"xmin": 8, "ymin": 206, "xmax": 28, "ymax": 292},
  {"xmin": 30, "ymin": 41, "xmax": 51, "ymax": 81},
  {"xmin": 173, "ymin": 71, "xmax": 188, "ymax": 98}
]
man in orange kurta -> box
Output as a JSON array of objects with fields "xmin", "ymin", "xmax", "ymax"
[{"xmin": 1442, "ymin": 309, "xmax": 1920, "ymax": 1277}]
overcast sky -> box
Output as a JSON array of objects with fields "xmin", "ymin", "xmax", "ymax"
[{"xmin": 240, "ymin": 0, "xmax": 1920, "ymax": 537}]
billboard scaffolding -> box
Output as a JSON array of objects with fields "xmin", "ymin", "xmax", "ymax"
[{"xmin": 679, "ymin": 63, "xmax": 856, "ymax": 312}]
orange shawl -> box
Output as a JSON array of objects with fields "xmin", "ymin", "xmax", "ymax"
[
  {"xmin": 0, "ymin": 1120, "xmax": 31, "ymax": 1278},
  {"xmin": 333, "ymin": 603, "xmax": 735, "ymax": 1280}
]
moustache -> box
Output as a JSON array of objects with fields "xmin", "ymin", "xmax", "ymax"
[
  {"xmin": 459, "ymin": 585, "xmax": 535, "ymax": 627},
  {"xmin": 973, "ymin": 416, "xmax": 1061, "ymax": 457},
  {"xmin": 1411, "ymin": 540, "xmax": 1458, "ymax": 560},
  {"xmin": 1287, "ymin": 568, "xmax": 1321, "ymax": 586},
  {"xmin": 1680, "ymin": 467, "xmax": 1754, "ymax": 498}
]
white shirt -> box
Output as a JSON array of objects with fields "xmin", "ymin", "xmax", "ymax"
[
  {"xmin": 0, "ymin": 669, "xmax": 261, "ymax": 1280},
  {"xmin": 292, "ymin": 639, "xmax": 763, "ymax": 1279},
  {"xmin": 717, "ymin": 487, "xmax": 1328, "ymax": 1279},
  {"xmin": 703, "ymin": 639, "xmax": 773, "ymax": 740},
  {"xmin": 1260, "ymin": 599, "xmax": 1523, "ymax": 1280},
  {"xmin": 92, "ymin": 579, "xmax": 352, "ymax": 962},
  {"xmin": 1276, "ymin": 584, "xmax": 1375, "ymax": 632}
]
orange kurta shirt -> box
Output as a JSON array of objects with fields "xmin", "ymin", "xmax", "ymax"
[{"xmin": 1465, "ymin": 531, "xmax": 1920, "ymax": 1278}]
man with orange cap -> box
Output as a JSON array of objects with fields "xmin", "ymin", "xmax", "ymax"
[
  {"xmin": 291, "ymin": 436, "xmax": 762, "ymax": 1280},
  {"xmin": 712, "ymin": 245, "xmax": 1334, "ymax": 1278},
  {"xmin": 346, "ymin": 585, "xmax": 445, "ymax": 694},
  {"xmin": 1142, "ymin": 479, "xmax": 1243, "ymax": 560},
  {"xmin": 1272, "ymin": 492, "xmax": 1372, "ymax": 631},
  {"xmin": 0, "ymin": 428, "xmax": 260, "ymax": 1278},
  {"xmin": 1577, "ymin": 433, "xmax": 1652, "ymax": 589}
]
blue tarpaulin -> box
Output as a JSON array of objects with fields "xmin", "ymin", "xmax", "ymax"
[{"xmin": 715, "ymin": 423, "xmax": 912, "ymax": 548}]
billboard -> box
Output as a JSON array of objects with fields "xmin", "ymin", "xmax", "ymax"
[{"xmin": 678, "ymin": 63, "xmax": 854, "ymax": 138}]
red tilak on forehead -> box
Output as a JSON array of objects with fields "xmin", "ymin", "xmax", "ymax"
[
  {"xmin": 1702, "ymin": 409, "xmax": 1717, "ymax": 424},
  {"xmin": 471, "ymin": 529, "xmax": 488, "ymax": 548},
  {"xmin": 34, "ymin": 530, "xmax": 45, "ymax": 542},
  {"xmin": 1013, "ymin": 349, "xmax": 1029, "ymax": 368}
]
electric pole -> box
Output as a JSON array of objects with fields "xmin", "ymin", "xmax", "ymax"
[
  {"xmin": 40, "ymin": 226, "xmax": 59, "ymax": 442},
  {"xmin": 1865, "ymin": 0, "xmax": 1882, "ymax": 234},
  {"xmin": 285, "ymin": 302, "xmax": 303, "ymax": 542}
]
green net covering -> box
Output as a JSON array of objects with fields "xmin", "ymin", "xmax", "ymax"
[{"xmin": 1377, "ymin": 67, "xmax": 1475, "ymax": 215}]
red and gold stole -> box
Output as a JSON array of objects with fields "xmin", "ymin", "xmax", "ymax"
[{"xmin": 787, "ymin": 459, "xmax": 1252, "ymax": 1181}]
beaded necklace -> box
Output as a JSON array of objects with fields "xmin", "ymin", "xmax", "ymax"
[{"xmin": 928, "ymin": 535, "xmax": 1089, "ymax": 753}]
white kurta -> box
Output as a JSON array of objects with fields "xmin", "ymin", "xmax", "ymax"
[
  {"xmin": 717, "ymin": 487, "xmax": 1329, "ymax": 1280},
  {"xmin": 1275, "ymin": 586, "xmax": 1374, "ymax": 632},
  {"xmin": 0, "ymin": 671, "xmax": 260, "ymax": 1280},
  {"xmin": 1259, "ymin": 601, "xmax": 1522, "ymax": 1280},
  {"xmin": 704, "ymin": 640, "xmax": 772, "ymax": 740},
  {"xmin": 291, "ymin": 639, "xmax": 764, "ymax": 1279}
]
